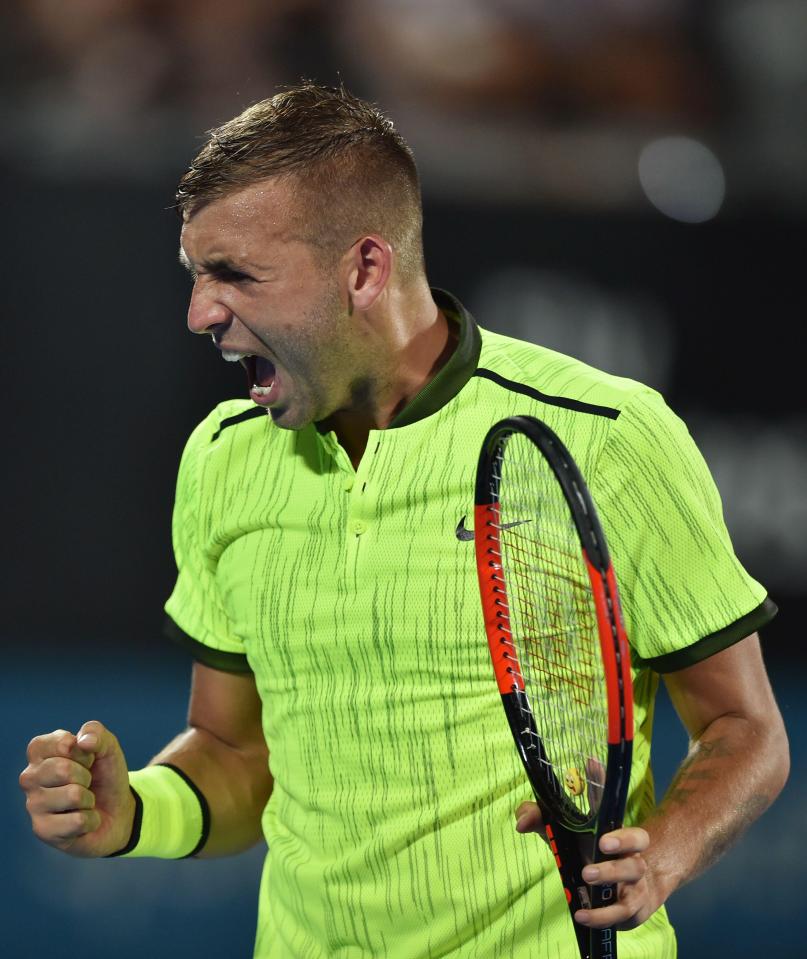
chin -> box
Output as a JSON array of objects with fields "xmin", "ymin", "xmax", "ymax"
[{"xmin": 268, "ymin": 404, "xmax": 311, "ymax": 431}]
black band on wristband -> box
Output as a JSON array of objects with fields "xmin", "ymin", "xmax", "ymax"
[
  {"xmin": 104, "ymin": 785, "xmax": 143, "ymax": 857},
  {"xmin": 159, "ymin": 763, "xmax": 212, "ymax": 858}
]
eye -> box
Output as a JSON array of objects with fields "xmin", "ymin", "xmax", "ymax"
[{"xmin": 219, "ymin": 268, "xmax": 253, "ymax": 284}]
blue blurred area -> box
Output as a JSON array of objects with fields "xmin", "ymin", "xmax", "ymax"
[
  {"xmin": 3, "ymin": 646, "xmax": 263, "ymax": 958},
  {"xmin": 2, "ymin": 644, "xmax": 798, "ymax": 958}
]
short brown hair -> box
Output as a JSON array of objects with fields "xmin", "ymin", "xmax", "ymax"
[{"xmin": 176, "ymin": 83, "xmax": 424, "ymax": 278}]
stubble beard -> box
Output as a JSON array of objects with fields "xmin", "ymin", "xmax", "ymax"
[{"xmin": 267, "ymin": 285, "xmax": 361, "ymax": 431}]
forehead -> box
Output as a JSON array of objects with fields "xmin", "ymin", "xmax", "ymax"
[{"xmin": 180, "ymin": 177, "xmax": 303, "ymax": 260}]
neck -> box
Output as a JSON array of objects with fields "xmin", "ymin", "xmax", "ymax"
[{"xmin": 321, "ymin": 284, "xmax": 455, "ymax": 468}]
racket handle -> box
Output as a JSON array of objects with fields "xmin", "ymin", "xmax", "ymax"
[{"xmin": 588, "ymin": 882, "xmax": 618, "ymax": 959}]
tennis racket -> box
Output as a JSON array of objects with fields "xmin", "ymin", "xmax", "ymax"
[{"xmin": 474, "ymin": 415, "xmax": 634, "ymax": 959}]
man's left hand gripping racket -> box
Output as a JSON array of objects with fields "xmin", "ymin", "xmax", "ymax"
[{"xmin": 474, "ymin": 415, "xmax": 634, "ymax": 959}]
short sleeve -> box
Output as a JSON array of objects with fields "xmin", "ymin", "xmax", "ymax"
[
  {"xmin": 164, "ymin": 417, "xmax": 252, "ymax": 673},
  {"xmin": 592, "ymin": 389, "xmax": 776, "ymax": 672}
]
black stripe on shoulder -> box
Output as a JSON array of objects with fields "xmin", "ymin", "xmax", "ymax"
[
  {"xmin": 210, "ymin": 406, "xmax": 266, "ymax": 442},
  {"xmin": 163, "ymin": 617, "xmax": 252, "ymax": 674},
  {"xmin": 639, "ymin": 596, "xmax": 778, "ymax": 674},
  {"xmin": 474, "ymin": 368, "xmax": 620, "ymax": 420},
  {"xmin": 159, "ymin": 763, "xmax": 212, "ymax": 858}
]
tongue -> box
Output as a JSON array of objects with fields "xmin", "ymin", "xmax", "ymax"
[{"xmin": 255, "ymin": 356, "xmax": 276, "ymax": 387}]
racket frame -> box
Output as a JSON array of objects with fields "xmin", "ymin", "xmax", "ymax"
[{"xmin": 475, "ymin": 415, "xmax": 634, "ymax": 959}]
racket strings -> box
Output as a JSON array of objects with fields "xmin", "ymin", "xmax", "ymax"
[{"xmin": 491, "ymin": 439, "xmax": 609, "ymax": 820}]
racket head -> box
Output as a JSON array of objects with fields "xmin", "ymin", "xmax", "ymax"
[{"xmin": 475, "ymin": 416, "xmax": 633, "ymax": 834}]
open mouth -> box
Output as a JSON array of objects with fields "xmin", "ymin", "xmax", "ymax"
[
  {"xmin": 243, "ymin": 355, "xmax": 276, "ymax": 396},
  {"xmin": 221, "ymin": 351, "xmax": 276, "ymax": 396}
]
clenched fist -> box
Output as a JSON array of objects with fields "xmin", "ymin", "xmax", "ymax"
[{"xmin": 19, "ymin": 720, "xmax": 136, "ymax": 858}]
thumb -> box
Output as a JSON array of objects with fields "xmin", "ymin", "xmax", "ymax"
[
  {"xmin": 76, "ymin": 721, "xmax": 130, "ymax": 813},
  {"xmin": 76, "ymin": 720, "xmax": 119, "ymax": 759},
  {"xmin": 515, "ymin": 800, "xmax": 545, "ymax": 835}
]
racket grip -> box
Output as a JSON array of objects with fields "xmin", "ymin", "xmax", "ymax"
[{"xmin": 588, "ymin": 882, "xmax": 618, "ymax": 959}]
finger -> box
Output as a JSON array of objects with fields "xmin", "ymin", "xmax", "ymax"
[
  {"xmin": 27, "ymin": 729, "xmax": 96, "ymax": 772},
  {"xmin": 582, "ymin": 854, "xmax": 647, "ymax": 886},
  {"xmin": 28, "ymin": 783, "xmax": 96, "ymax": 815},
  {"xmin": 26, "ymin": 729, "xmax": 76, "ymax": 765},
  {"xmin": 575, "ymin": 900, "xmax": 642, "ymax": 930},
  {"xmin": 36, "ymin": 809, "xmax": 102, "ymax": 844},
  {"xmin": 76, "ymin": 720, "xmax": 117, "ymax": 760},
  {"xmin": 33, "ymin": 756, "xmax": 93, "ymax": 790},
  {"xmin": 514, "ymin": 802, "xmax": 544, "ymax": 833},
  {"xmin": 599, "ymin": 827, "xmax": 650, "ymax": 856}
]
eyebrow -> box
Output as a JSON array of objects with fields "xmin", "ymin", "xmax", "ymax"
[
  {"xmin": 178, "ymin": 249, "xmax": 271, "ymax": 278},
  {"xmin": 178, "ymin": 249, "xmax": 240, "ymax": 273}
]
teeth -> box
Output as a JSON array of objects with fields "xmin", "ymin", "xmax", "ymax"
[
  {"xmin": 252, "ymin": 383, "xmax": 273, "ymax": 396},
  {"xmin": 221, "ymin": 350, "xmax": 249, "ymax": 362}
]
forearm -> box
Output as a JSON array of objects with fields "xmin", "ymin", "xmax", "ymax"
[
  {"xmin": 147, "ymin": 725, "xmax": 273, "ymax": 858},
  {"xmin": 642, "ymin": 711, "xmax": 789, "ymax": 904}
]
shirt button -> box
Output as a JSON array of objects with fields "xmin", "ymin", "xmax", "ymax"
[
  {"xmin": 352, "ymin": 520, "xmax": 366, "ymax": 535},
  {"xmin": 343, "ymin": 477, "xmax": 354, "ymax": 492}
]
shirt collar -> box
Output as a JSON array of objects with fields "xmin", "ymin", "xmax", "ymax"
[{"xmin": 387, "ymin": 288, "xmax": 482, "ymax": 429}]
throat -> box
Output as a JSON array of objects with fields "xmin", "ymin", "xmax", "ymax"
[
  {"xmin": 254, "ymin": 356, "xmax": 275, "ymax": 387},
  {"xmin": 245, "ymin": 355, "xmax": 276, "ymax": 393}
]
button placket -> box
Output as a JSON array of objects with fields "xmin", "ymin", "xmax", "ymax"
[{"xmin": 345, "ymin": 434, "xmax": 381, "ymax": 543}]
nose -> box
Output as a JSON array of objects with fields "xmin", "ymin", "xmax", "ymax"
[{"xmin": 187, "ymin": 277, "xmax": 232, "ymax": 336}]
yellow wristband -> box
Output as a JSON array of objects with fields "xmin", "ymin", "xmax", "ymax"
[{"xmin": 112, "ymin": 763, "xmax": 210, "ymax": 859}]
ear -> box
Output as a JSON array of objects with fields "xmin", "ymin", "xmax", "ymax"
[{"xmin": 343, "ymin": 235, "xmax": 392, "ymax": 311}]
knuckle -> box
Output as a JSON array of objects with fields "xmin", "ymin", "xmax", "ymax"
[
  {"xmin": 56, "ymin": 758, "xmax": 74, "ymax": 781},
  {"xmin": 618, "ymin": 884, "xmax": 644, "ymax": 913},
  {"xmin": 599, "ymin": 864, "xmax": 617, "ymax": 884},
  {"xmin": 18, "ymin": 767, "xmax": 32, "ymax": 790},
  {"xmin": 66, "ymin": 784, "xmax": 85, "ymax": 806}
]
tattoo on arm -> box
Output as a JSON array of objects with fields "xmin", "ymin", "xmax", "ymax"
[
  {"xmin": 659, "ymin": 736, "xmax": 771, "ymax": 879},
  {"xmin": 662, "ymin": 737, "xmax": 729, "ymax": 808}
]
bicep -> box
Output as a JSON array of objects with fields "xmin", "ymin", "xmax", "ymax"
[
  {"xmin": 662, "ymin": 632, "xmax": 784, "ymax": 740},
  {"xmin": 187, "ymin": 662, "xmax": 266, "ymax": 755}
]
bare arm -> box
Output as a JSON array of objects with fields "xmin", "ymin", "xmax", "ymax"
[
  {"xmin": 638, "ymin": 632, "xmax": 789, "ymax": 907},
  {"xmin": 148, "ymin": 662, "xmax": 273, "ymax": 858},
  {"xmin": 515, "ymin": 632, "xmax": 790, "ymax": 929}
]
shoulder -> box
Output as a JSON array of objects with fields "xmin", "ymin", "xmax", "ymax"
[
  {"xmin": 476, "ymin": 327, "xmax": 657, "ymax": 421},
  {"xmin": 185, "ymin": 399, "xmax": 269, "ymax": 448},
  {"xmin": 175, "ymin": 400, "xmax": 278, "ymax": 499}
]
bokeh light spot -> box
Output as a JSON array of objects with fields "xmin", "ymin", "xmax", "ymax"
[{"xmin": 638, "ymin": 136, "xmax": 726, "ymax": 223}]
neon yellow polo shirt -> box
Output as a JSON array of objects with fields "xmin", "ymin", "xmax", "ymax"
[{"xmin": 165, "ymin": 289, "xmax": 774, "ymax": 958}]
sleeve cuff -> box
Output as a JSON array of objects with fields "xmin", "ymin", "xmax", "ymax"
[
  {"xmin": 638, "ymin": 596, "xmax": 778, "ymax": 673},
  {"xmin": 163, "ymin": 617, "xmax": 252, "ymax": 674}
]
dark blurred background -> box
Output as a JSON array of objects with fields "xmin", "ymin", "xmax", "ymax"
[{"xmin": 2, "ymin": 2, "xmax": 804, "ymax": 957}]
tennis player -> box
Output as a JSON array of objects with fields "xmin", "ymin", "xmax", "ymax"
[{"xmin": 20, "ymin": 84, "xmax": 789, "ymax": 958}]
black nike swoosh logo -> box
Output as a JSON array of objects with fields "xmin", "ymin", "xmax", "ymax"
[{"xmin": 455, "ymin": 515, "xmax": 531, "ymax": 541}]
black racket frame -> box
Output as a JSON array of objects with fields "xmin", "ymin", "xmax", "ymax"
[{"xmin": 475, "ymin": 415, "xmax": 633, "ymax": 959}]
